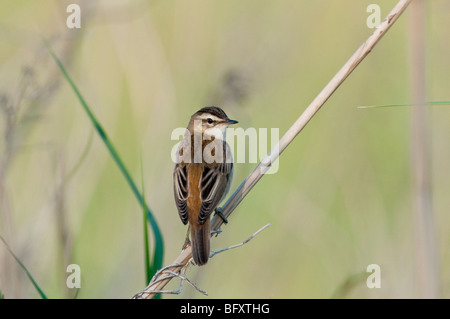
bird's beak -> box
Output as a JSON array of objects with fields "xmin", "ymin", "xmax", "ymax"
[{"xmin": 225, "ymin": 118, "xmax": 238, "ymax": 125}]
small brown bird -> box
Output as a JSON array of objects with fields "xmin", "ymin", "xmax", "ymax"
[{"xmin": 173, "ymin": 106, "xmax": 237, "ymax": 265}]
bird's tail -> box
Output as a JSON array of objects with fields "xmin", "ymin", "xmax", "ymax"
[{"xmin": 190, "ymin": 219, "xmax": 210, "ymax": 266}]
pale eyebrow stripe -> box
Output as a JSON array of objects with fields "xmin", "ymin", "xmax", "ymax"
[{"xmin": 197, "ymin": 113, "xmax": 222, "ymax": 122}]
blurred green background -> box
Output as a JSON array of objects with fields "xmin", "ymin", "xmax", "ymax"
[{"xmin": 0, "ymin": 0, "xmax": 449, "ymax": 299}]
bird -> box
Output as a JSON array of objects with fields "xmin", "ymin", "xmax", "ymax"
[{"xmin": 173, "ymin": 106, "xmax": 238, "ymax": 265}]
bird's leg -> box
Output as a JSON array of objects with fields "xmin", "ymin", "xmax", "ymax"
[
  {"xmin": 210, "ymin": 228, "xmax": 222, "ymax": 237},
  {"xmin": 214, "ymin": 207, "xmax": 228, "ymax": 224},
  {"xmin": 182, "ymin": 225, "xmax": 191, "ymax": 249}
]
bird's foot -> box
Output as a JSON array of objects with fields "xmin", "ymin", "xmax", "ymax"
[{"xmin": 214, "ymin": 207, "xmax": 228, "ymax": 224}]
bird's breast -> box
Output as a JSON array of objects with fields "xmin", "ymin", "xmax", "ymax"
[{"xmin": 187, "ymin": 163, "xmax": 203, "ymax": 223}]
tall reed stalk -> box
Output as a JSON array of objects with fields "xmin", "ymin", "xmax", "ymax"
[{"xmin": 409, "ymin": 0, "xmax": 438, "ymax": 298}]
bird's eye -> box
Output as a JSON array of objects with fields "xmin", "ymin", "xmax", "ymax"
[{"xmin": 207, "ymin": 118, "xmax": 213, "ymax": 124}]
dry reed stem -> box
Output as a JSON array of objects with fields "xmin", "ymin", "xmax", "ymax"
[
  {"xmin": 132, "ymin": 0, "xmax": 413, "ymax": 299},
  {"xmin": 409, "ymin": 0, "xmax": 438, "ymax": 298},
  {"xmin": 132, "ymin": 224, "xmax": 270, "ymax": 298},
  {"xmin": 209, "ymin": 223, "xmax": 271, "ymax": 259}
]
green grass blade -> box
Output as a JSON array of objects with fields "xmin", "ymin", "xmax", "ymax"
[
  {"xmin": 330, "ymin": 271, "xmax": 367, "ymax": 299},
  {"xmin": 65, "ymin": 128, "xmax": 94, "ymax": 183},
  {"xmin": 140, "ymin": 158, "xmax": 161, "ymax": 299},
  {"xmin": 42, "ymin": 38, "xmax": 164, "ymax": 277},
  {"xmin": 358, "ymin": 100, "xmax": 450, "ymax": 109},
  {"xmin": 0, "ymin": 235, "xmax": 47, "ymax": 299},
  {"xmin": 425, "ymin": 101, "xmax": 450, "ymax": 105},
  {"xmin": 72, "ymin": 287, "xmax": 80, "ymax": 299},
  {"xmin": 140, "ymin": 159, "xmax": 151, "ymax": 284}
]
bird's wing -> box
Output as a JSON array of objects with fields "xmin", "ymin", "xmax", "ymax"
[
  {"xmin": 198, "ymin": 161, "xmax": 232, "ymax": 224},
  {"xmin": 173, "ymin": 163, "xmax": 189, "ymax": 225}
]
